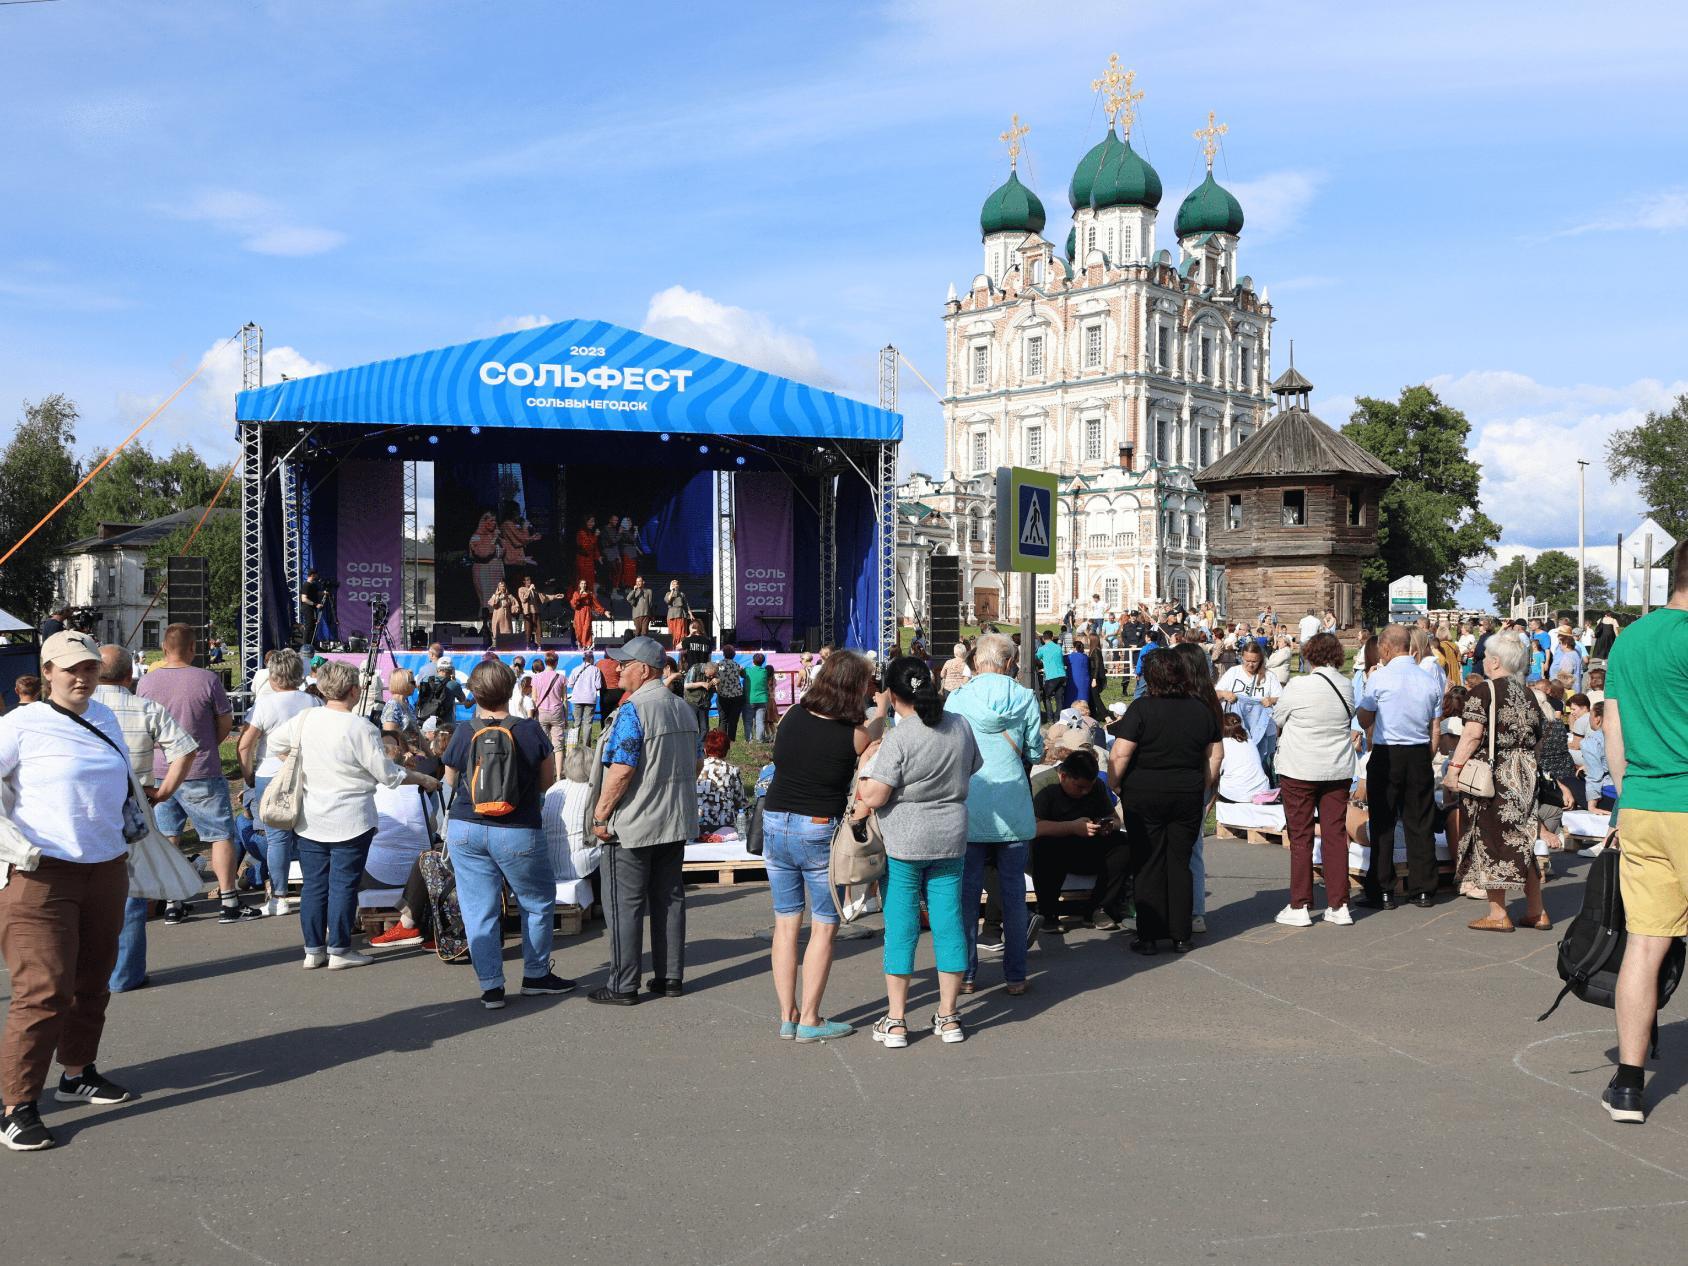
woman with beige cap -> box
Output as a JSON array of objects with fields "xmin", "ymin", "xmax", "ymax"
[{"xmin": 0, "ymin": 630, "xmax": 140, "ymax": 1152}]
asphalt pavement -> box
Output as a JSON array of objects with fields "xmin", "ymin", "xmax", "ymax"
[{"xmin": 6, "ymin": 838, "xmax": 1688, "ymax": 1265}]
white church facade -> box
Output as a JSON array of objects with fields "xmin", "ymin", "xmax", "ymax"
[{"xmin": 896, "ymin": 70, "xmax": 1276, "ymax": 624}]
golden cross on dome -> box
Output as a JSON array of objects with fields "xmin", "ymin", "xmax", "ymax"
[
  {"xmin": 1090, "ymin": 53, "xmax": 1141, "ymax": 132},
  {"xmin": 1194, "ymin": 110, "xmax": 1228, "ymax": 170},
  {"xmin": 999, "ymin": 113, "xmax": 1030, "ymax": 169}
]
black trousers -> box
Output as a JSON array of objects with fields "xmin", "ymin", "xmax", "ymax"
[
  {"xmin": 1122, "ymin": 789, "xmax": 1204, "ymax": 942},
  {"xmin": 1032, "ymin": 834, "xmax": 1131, "ymax": 921},
  {"xmin": 603, "ymin": 841, "xmax": 686, "ymax": 995},
  {"xmin": 1039, "ymin": 680, "xmax": 1065, "ymax": 722},
  {"xmin": 1365, "ymin": 743, "xmax": 1438, "ymax": 898},
  {"xmin": 718, "ymin": 696, "xmax": 744, "ymax": 742}
]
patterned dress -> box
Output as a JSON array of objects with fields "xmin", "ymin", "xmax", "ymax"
[{"xmin": 1455, "ymin": 676, "xmax": 1543, "ymax": 891}]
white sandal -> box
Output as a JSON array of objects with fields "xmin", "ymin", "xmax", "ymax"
[
  {"xmin": 932, "ymin": 1012, "xmax": 966, "ymax": 1044},
  {"xmin": 871, "ymin": 1016, "xmax": 908, "ymax": 1048}
]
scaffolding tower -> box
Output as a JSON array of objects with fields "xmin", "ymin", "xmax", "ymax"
[{"xmin": 237, "ymin": 323, "xmax": 264, "ymax": 685}]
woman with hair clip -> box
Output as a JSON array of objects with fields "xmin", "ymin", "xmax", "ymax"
[{"xmin": 851, "ymin": 656, "xmax": 982, "ymax": 1048}]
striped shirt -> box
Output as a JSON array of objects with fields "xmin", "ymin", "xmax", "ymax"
[{"xmin": 92, "ymin": 684, "xmax": 198, "ymax": 787}]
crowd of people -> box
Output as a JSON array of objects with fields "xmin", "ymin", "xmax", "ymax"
[{"xmin": 1, "ymin": 556, "xmax": 1685, "ymax": 1151}]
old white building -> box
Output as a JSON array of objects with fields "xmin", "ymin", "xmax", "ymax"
[{"xmin": 901, "ymin": 88, "xmax": 1276, "ymax": 623}]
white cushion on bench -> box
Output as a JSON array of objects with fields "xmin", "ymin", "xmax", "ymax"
[{"xmin": 1215, "ymin": 801, "xmax": 1287, "ymax": 832}]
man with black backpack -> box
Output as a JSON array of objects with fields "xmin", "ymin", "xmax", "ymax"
[
  {"xmin": 1602, "ymin": 545, "xmax": 1688, "ymax": 1123},
  {"xmin": 416, "ymin": 658, "xmax": 467, "ymax": 729}
]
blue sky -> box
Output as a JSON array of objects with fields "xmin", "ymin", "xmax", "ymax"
[{"xmin": 3, "ymin": 0, "xmax": 1686, "ymax": 606}]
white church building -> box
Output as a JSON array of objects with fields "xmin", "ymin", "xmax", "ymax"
[{"xmin": 896, "ymin": 70, "xmax": 1276, "ymax": 624}]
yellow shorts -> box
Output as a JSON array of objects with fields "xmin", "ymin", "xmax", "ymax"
[{"xmin": 1619, "ymin": 808, "xmax": 1688, "ymax": 938}]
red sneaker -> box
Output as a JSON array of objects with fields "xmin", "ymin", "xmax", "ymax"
[{"xmin": 369, "ymin": 923, "xmax": 423, "ymax": 949}]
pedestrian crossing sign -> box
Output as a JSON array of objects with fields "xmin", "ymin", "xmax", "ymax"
[{"xmin": 995, "ymin": 466, "xmax": 1057, "ymax": 573}]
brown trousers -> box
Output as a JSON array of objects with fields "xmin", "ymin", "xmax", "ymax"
[
  {"xmin": 0, "ymin": 855, "xmax": 128, "ymax": 1105},
  {"xmin": 1281, "ymin": 777, "xmax": 1351, "ymax": 910}
]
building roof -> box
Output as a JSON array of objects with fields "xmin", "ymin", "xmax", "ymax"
[
  {"xmin": 1069, "ymin": 127, "xmax": 1120, "ymax": 211},
  {"xmin": 980, "ymin": 169, "xmax": 1047, "ymax": 239},
  {"xmin": 1091, "ymin": 137, "xmax": 1162, "ymax": 211},
  {"xmin": 1270, "ymin": 366, "xmax": 1314, "ymax": 394},
  {"xmin": 1175, "ymin": 171, "xmax": 1245, "ymax": 237},
  {"xmin": 1193, "ymin": 407, "xmax": 1397, "ymax": 485},
  {"xmin": 60, "ymin": 508, "xmax": 231, "ymax": 555}
]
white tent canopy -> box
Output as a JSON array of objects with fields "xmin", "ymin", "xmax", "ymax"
[{"xmin": 0, "ymin": 608, "xmax": 33, "ymax": 635}]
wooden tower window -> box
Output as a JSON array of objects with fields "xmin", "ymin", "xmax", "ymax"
[{"xmin": 1281, "ymin": 490, "xmax": 1306, "ymax": 526}]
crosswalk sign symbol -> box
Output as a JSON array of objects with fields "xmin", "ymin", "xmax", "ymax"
[
  {"xmin": 1019, "ymin": 486, "xmax": 1049, "ymax": 552},
  {"xmin": 996, "ymin": 467, "xmax": 1057, "ymax": 573}
]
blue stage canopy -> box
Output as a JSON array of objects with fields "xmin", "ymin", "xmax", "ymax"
[{"xmin": 236, "ymin": 317, "xmax": 902, "ymax": 442}]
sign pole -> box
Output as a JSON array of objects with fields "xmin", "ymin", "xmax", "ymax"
[
  {"xmin": 1019, "ymin": 571, "xmax": 1036, "ymax": 688},
  {"xmin": 1642, "ymin": 534, "xmax": 1653, "ymax": 616}
]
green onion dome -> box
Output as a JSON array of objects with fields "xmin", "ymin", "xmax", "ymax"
[
  {"xmin": 980, "ymin": 169, "xmax": 1047, "ymax": 238},
  {"xmin": 1174, "ymin": 171, "xmax": 1245, "ymax": 237},
  {"xmin": 1068, "ymin": 127, "xmax": 1121, "ymax": 210},
  {"xmin": 1090, "ymin": 137, "xmax": 1162, "ymax": 210}
]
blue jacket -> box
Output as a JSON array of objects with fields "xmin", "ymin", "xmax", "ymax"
[{"xmin": 944, "ymin": 672, "xmax": 1043, "ymax": 843}]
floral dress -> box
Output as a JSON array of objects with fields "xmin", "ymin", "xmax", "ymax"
[{"xmin": 1456, "ymin": 676, "xmax": 1543, "ymax": 891}]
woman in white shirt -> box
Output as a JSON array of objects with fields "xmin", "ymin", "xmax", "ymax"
[
  {"xmin": 540, "ymin": 746, "xmax": 601, "ymax": 890},
  {"xmin": 0, "ymin": 631, "xmax": 139, "ymax": 1150},
  {"xmin": 266, "ymin": 661, "xmax": 437, "ymax": 969},
  {"xmin": 1270, "ymin": 632, "xmax": 1357, "ymax": 927},
  {"xmin": 1217, "ymin": 713, "xmax": 1270, "ymax": 802},
  {"xmin": 237, "ymin": 648, "xmax": 320, "ymax": 916},
  {"xmin": 508, "ymin": 675, "xmax": 536, "ymax": 720}
]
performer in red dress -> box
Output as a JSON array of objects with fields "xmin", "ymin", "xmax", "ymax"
[
  {"xmin": 574, "ymin": 515, "xmax": 601, "ymax": 591},
  {"xmin": 570, "ymin": 580, "xmax": 607, "ymax": 649}
]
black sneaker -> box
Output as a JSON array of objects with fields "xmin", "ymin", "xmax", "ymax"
[
  {"xmin": 218, "ymin": 901, "xmax": 262, "ymax": 924},
  {"xmin": 480, "ymin": 987, "xmax": 507, "ymax": 1010},
  {"xmin": 586, "ymin": 986, "xmax": 639, "ymax": 1006},
  {"xmin": 1603, "ymin": 1079, "xmax": 1645, "ymax": 1123},
  {"xmin": 0, "ymin": 1102, "xmax": 54, "ymax": 1152},
  {"xmin": 521, "ymin": 972, "xmax": 578, "ymax": 996},
  {"xmin": 644, "ymin": 977, "xmax": 683, "ymax": 998},
  {"xmin": 162, "ymin": 901, "xmax": 190, "ymax": 925},
  {"xmin": 56, "ymin": 1064, "xmax": 132, "ymax": 1106}
]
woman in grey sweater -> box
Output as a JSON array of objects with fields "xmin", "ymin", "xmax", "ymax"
[{"xmin": 852, "ymin": 657, "xmax": 982, "ymax": 1048}]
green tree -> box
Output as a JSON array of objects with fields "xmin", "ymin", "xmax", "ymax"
[
  {"xmin": 1342, "ymin": 385, "xmax": 1502, "ymax": 616},
  {"xmin": 1607, "ymin": 392, "xmax": 1688, "ymax": 544},
  {"xmin": 66, "ymin": 443, "xmax": 226, "ymax": 539},
  {"xmin": 0, "ymin": 395, "xmax": 82, "ymax": 620},
  {"xmin": 147, "ymin": 511, "xmax": 241, "ymax": 643},
  {"xmin": 1486, "ymin": 549, "xmax": 1611, "ymax": 614}
]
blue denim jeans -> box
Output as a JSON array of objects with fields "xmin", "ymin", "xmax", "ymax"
[
  {"xmin": 253, "ymin": 775, "xmax": 298, "ymax": 896},
  {"xmin": 296, "ymin": 830, "xmax": 372, "ymax": 953},
  {"xmin": 883, "ymin": 855, "xmax": 967, "ymax": 976},
  {"xmin": 109, "ymin": 896, "xmax": 150, "ymax": 992},
  {"xmin": 962, "ymin": 841, "xmax": 1029, "ymax": 983},
  {"xmin": 762, "ymin": 810, "xmax": 839, "ymax": 923},
  {"xmin": 746, "ymin": 703, "xmax": 769, "ymax": 743},
  {"xmin": 447, "ymin": 820, "xmax": 556, "ymax": 991}
]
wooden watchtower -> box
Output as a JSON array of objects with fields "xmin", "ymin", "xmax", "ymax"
[{"xmin": 1194, "ymin": 366, "xmax": 1396, "ymax": 625}]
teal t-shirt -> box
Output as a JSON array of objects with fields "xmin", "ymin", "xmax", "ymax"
[
  {"xmin": 1607, "ymin": 607, "xmax": 1688, "ymax": 812},
  {"xmin": 744, "ymin": 663, "xmax": 772, "ymax": 705},
  {"xmin": 1035, "ymin": 641, "xmax": 1066, "ymax": 682}
]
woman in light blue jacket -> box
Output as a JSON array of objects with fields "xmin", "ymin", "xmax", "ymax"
[{"xmin": 944, "ymin": 632, "xmax": 1044, "ymax": 994}]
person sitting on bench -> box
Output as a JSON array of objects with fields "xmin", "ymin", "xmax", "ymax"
[{"xmin": 1031, "ymin": 749, "xmax": 1130, "ymax": 933}]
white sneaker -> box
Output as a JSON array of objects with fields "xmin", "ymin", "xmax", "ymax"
[
  {"xmin": 1191, "ymin": 915, "xmax": 1208, "ymax": 934},
  {"xmin": 1322, "ymin": 904, "xmax": 1354, "ymax": 926},
  {"xmin": 327, "ymin": 950, "xmax": 373, "ymax": 970},
  {"xmin": 273, "ymin": 896, "xmax": 294, "ymax": 915},
  {"xmin": 1274, "ymin": 904, "xmax": 1313, "ymax": 927},
  {"xmin": 302, "ymin": 949, "xmax": 328, "ymax": 970}
]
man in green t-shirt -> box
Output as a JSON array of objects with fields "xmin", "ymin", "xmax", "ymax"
[
  {"xmin": 743, "ymin": 652, "xmax": 774, "ymax": 743},
  {"xmin": 1603, "ymin": 546, "xmax": 1688, "ymax": 1125},
  {"xmin": 1035, "ymin": 632, "xmax": 1067, "ymax": 724}
]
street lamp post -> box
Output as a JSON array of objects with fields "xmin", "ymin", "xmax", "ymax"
[{"xmin": 1577, "ymin": 459, "xmax": 1588, "ymax": 630}]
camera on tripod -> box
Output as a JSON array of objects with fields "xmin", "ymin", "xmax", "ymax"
[{"xmin": 65, "ymin": 606, "xmax": 100, "ymax": 635}]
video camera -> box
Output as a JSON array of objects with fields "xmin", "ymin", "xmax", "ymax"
[{"xmin": 65, "ymin": 606, "xmax": 100, "ymax": 635}]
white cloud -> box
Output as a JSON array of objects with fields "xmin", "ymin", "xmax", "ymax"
[
  {"xmin": 112, "ymin": 337, "xmax": 331, "ymax": 464},
  {"xmin": 1427, "ymin": 370, "xmax": 1688, "ymax": 554},
  {"xmin": 164, "ymin": 189, "xmax": 347, "ymax": 257},
  {"xmin": 1551, "ymin": 187, "xmax": 1688, "ymax": 238},
  {"xmin": 640, "ymin": 285, "xmax": 836, "ymax": 387},
  {"xmin": 484, "ymin": 314, "xmax": 555, "ymax": 335}
]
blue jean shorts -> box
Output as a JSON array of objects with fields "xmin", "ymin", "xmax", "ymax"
[
  {"xmin": 154, "ymin": 776, "xmax": 236, "ymax": 844},
  {"xmin": 762, "ymin": 810, "xmax": 840, "ymax": 924}
]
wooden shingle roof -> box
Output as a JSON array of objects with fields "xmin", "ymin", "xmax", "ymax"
[{"xmin": 1194, "ymin": 407, "xmax": 1396, "ymax": 485}]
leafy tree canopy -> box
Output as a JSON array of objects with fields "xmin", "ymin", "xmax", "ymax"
[
  {"xmin": 1341, "ymin": 385, "xmax": 1501, "ymax": 615},
  {"xmin": 66, "ymin": 444, "xmax": 229, "ymax": 539},
  {"xmin": 0, "ymin": 396, "xmax": 82, "ymax": 620},
  {"xmin": 1486, "ymin": 549, "xmax": 1611, "ymax": 615},
  {"xmin": 1607, "ymin": 391, "xmax": 1688, "ymax": 545}
]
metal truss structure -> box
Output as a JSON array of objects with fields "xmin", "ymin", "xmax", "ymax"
[
  {"xmin": 237, "ymin": 323, "xmax": 264, "ymax": 684},
  {"xmin": 716, "ymin": 471, "xmax": 735, "ymax": 638},
  {"xmin": 402, "ymin": 461, "xmax": 419, "ymax": 645}
]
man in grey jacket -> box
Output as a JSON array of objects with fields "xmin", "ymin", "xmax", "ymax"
[{"xmin": 587, "ymin": 636, "xmax": 701, "ymax": 1005}]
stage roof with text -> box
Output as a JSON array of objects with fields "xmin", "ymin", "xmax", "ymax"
[{"xmin": 235, "ymin": 318, "xmax": 901, "ymax": 443}]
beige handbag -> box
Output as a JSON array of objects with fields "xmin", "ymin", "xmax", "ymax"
[
  {"xmin": 258, "ymin": 714, "xmax": 308, "ymax": 830},
  {"xmin": 1455, "ymin": 681, "xmax": 1498, "ymax": 800},
  {"xmin": 830, "ymin": 772, "xmax": 886, "ymax": 921}
]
